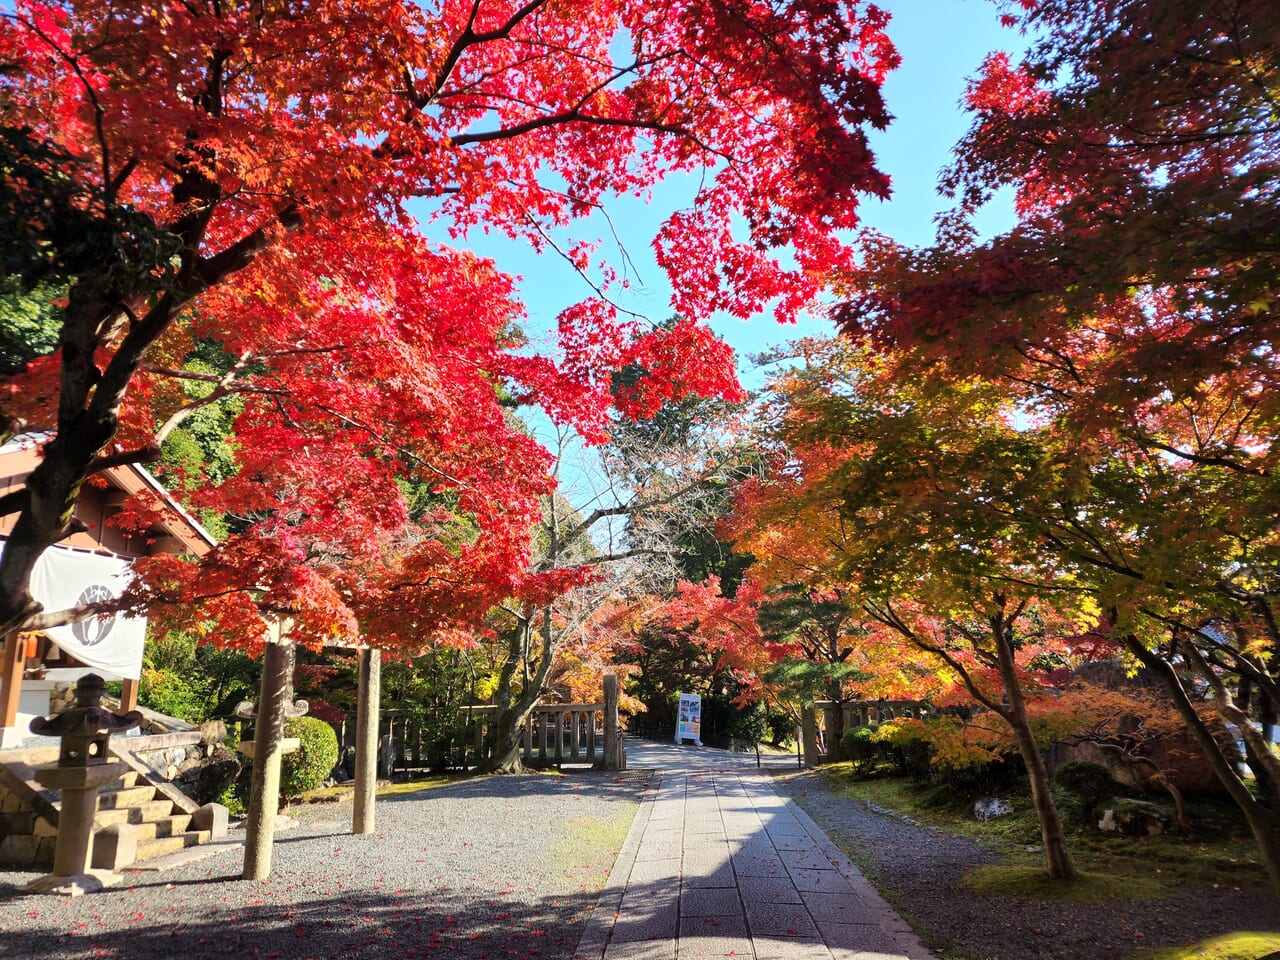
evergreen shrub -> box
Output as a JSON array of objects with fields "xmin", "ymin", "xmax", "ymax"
[
  {"xmin": 280, "ymin": 716, "xmax": 339, "ymax": 800},
  {"xmin": 840, "ymin": 725, "xmax": 878, "ymax": 771}
]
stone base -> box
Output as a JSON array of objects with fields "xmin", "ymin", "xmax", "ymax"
[
  {"xmin": 192, "ymin": 802, "xmax": 229, "ymax": 839},
  {"xmin": 23, "ymin": 868, "xmax": 122, "ymax": 897},
  {"xmin": 91, "ymin": 822, "xmax": 138, "ymax": 871}
]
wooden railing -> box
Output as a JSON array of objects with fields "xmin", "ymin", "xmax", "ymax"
[
  {"xmin": 456, "ymin": 703, "xmax": 604, "ymax": 768},
  {"xmin": 322, "ymin": 681, "xmax": 624, "ymax": 775},
  {"xmin": 523, "ymin": 704, "xmax": 602, "ymax": 765}
]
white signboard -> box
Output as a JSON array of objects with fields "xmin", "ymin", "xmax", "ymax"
[
  {"xmin": 675, "ymin": 692, "xmax": 703, "ymax": 746},
  {"xmin": 10, "ymin": 543, "xmax": 148, "ymax": 680}
]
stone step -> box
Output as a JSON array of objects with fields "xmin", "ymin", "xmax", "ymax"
[
  {"xmin": 136, "ymin": 830, "xmax": 211, "ymax": 862},
  {"xmin": 94, "ymin": 799, "xmax": 175, "ymax": 827},
  {"xmin": 97, "ymin": 785, "xmax": 157, "ymax": 809},
  {"xmin": 102, "ymin": 770, "xmax": 141, "ymax": 791},
  {"xmin": 130, "ymin": 814, "xmax": 193, "ymax": 842}
]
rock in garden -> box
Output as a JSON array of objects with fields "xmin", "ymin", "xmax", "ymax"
[
  {"xmin": 974, "ymin": 797, "xmax": 1013, "ymax": 821},
  {"xmin": 1098, "ymin": 798, "xmax": 1169, "ymax": 836},
  {"xmin": 173, "ymin": 746, "xmax": 243, "ymax": 806}
]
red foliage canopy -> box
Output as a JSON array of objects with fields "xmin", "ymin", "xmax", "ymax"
[{"xmin": 0, "ymin": 0, "xmax": 897, "ymax": 650}]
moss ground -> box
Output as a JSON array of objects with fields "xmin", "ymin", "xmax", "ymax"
[
  {"xmin": 962, "ymin": 864, "xmax": 1165, "ymax": 901},
  {"xmin": 546, "ymin": 810, "xmax": 635, "ymax": 891},
  {"xmin": 821, "ymin": 764, "xmax": 1271, "ymax": 896},
  {"xmin": 375, "ymin": 773, "xmax": 477, "ymax": 797},
  {"xmin": 1123, "ymin": 931, "xmax": 1280, "ymax": 960}
]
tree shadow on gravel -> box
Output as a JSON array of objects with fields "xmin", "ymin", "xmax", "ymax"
[
  {"xmin": 0, "ymin": 879, "xmax": 603, "ymax": 960},
  {"xmin": 0, "ymin": 771, "xmax": 650, "ymax": 960}
]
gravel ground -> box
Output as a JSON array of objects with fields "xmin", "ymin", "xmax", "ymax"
[
  {"xmin": 774, "ymin": 769, "xmax": 1280, "ymax": 960},
  {"xmin": 0, "ymin": 770, "xmax": 649, "ymax": 960}
]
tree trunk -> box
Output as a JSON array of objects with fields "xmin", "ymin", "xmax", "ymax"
[
  {"xmin": 243, "ymin": 634, "xmax": 295, "ymax": 881},
  {"xmin": 482, "ymin": 607, "xmax": 556, "ymax": 773},
  {"xmin": 1184, "ymin": 642, "xmax": 1280, "ymax": 795},
  {"xmin": 486, "ymin": 706, "xmax": 530, "ymax": 774},
  {"xmin": 1123, "ymin": 635, "xmax": 1280, "ymax": 897},
  {"xmin": 352, "ymin": 646, "xmax": 380, "ymax": 835},
  {"xmin": 826, "ymin": 679, "xmax": 847, "ymax": 761},
  {"xmin": 1150, "ymin": 771, "xmax": 1193, "ymax": 832},
  {"xmin": 992, "ymin": 614, "xmax": 1077, "ymax": 881}
]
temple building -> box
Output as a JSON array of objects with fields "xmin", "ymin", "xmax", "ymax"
[{"xmin": 0, "ymin": 435, "xmax": 215, "ymax": 749}]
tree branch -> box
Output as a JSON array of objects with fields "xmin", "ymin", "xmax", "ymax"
[
  {"xmin": 0, "ymin": 488, "xmax": 29, "ymax": 518},
  {"xmin": 87, "ymin": 444, "xmax": 162, "ymax": 474}
]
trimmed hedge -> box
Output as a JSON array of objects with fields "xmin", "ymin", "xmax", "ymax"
[
  {"xmin": 840, "ymin": 725, "xmax": 878, "ymax": 764},
  {"xmin": 281, "ymin": 716, "xmax": 339, "ymax": 800}
]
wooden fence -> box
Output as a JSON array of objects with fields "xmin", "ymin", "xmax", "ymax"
[
  {"xmin": 456, "ymin": 704, "xmax": 605, "ymax": 768},
  {"xmin": 231, "ymin": 675, "xmax": 625, "ymax": 777},
  {"xmin": 321, "ymin": 700, "xmax": 615, "ymax": 775}
]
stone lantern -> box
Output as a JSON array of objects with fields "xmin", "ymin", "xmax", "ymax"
[{"xmin": 26, "ymin": 673, "xmax": 142, "ymax": 895}]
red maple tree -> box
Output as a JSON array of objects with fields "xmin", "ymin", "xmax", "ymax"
[{"xmin": 0, "ymin": 1, "xmax": 898, "ymax": 649}]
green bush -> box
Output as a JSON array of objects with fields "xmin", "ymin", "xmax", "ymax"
[
  {"xmin": 895, "ymin": 736, "xmax": 933, "ymax": 780},
  {"xmin": 280, "ymin": 716, "xmax": 339, "ymax": 800},
  {"xmin": 138, "ymin": 667, "xmax": 207, "ymax": 722},
  {"xmin": 840, "ymin": 725, "xmax": 878, "ymax": 768},
  {"xmin": 728, "ymin": 703, "xmax": 769, "ymax": 746},
  {"xmin": 1054, "ymin": 761, "xmax": 1121, "ymax": 818},
  {"xmin": 939, "ymin": 749, "xmax": 1025, "ymax": 796}
]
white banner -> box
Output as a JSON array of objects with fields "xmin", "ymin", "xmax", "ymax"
[{"xmin": 14, "ymin": 544, "xmax": 148, "ymax": 680}]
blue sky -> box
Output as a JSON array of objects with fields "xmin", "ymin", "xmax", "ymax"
[
  {"xmin": 416, "ymin": 2, "xmax": 1022, "ymax": 503},
  {"xmin": 441, "ymin": 1, "xmax": 1019, "ymax": 385}
]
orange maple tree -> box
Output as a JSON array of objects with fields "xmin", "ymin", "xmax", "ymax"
[{"xmin": 834, "ymin": 0, "xmax": 1280, "ymax": 891}]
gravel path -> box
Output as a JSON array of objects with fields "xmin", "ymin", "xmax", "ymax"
[
  {"xmin": 774, "ymin": 769, "xmax": 1280, "ymax": 960},
  {"xmin": 0, "ymin": 771, "xmax": 649, "ymax": 960}
]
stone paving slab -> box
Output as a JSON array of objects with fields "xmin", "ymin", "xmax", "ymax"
[
  {"xmin": 746, "ymin": 901, "xmax": 822, "ymax": 939},
  {"xmin": 739, "ymin": 875, "xmax": 804, "ymax": 905},
  {"xmin": 575, "ymin": 740, "xmax": 936, "ymax": 960},
  {"xmin": 753, "ymin": 940, "xmax": 835, "ymax": 960},
  {"xmin": 680, "ymin": 885, "xmax": 742, "ymax": 917}
]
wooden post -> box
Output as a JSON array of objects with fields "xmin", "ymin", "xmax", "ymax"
[
  {"xmin": 1, "ymin": 633, "xmax": 27, "ymax": 730},
  {"xmin": 243, "ymin": 625, "xmax": 296, "ymax": 881},
  {"xmin": 118, "ymin": 677, "xmax": 139, "ymax": 714},
  {"xmin": 570, "ymin": 709, "xmax": 580, "ymax": 761},
  {"xmin": 602, "ymin": 675, "xmax": 620, "ymax": 771},
  {"xmin": 353, "ymin": 646, "xmax": 380, "ymax": 835}
]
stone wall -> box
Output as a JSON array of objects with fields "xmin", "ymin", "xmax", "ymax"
[
  {"xmin": 0, "ymin": 760, "xmax": 59, "ymax": 868},
  {"xmin": 116, "ymin": 722, "xmax": 235, "ymax": 810},
  {"xmin": 128, "ymin": 733, "xmax": 208, "ymax": 781}
]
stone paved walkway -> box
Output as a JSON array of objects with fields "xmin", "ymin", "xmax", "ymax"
[{"xmin": 576, "ymin": 740, "xmax": 935, "ymax": 960}]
